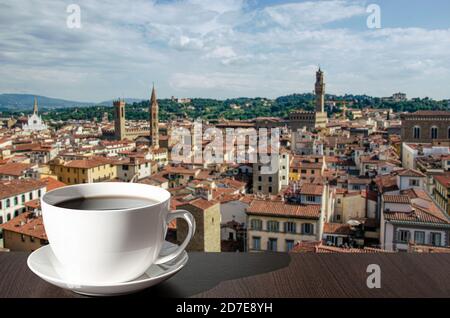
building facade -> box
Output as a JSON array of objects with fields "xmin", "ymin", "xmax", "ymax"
[
  {"xmin": 252, "ymin": 151, "xmax": 289, "ymax": 195},
  {"xmin": 400, "ymin": 111, "xmax": 450, "ymax": 144},
  {"xmin": 0, "ymin": 179, "xmax": 46, "ymax": 225},
  {"xmin": 246, "ymin": 200, "xmax": 323, "ymax": 252},
  {"xmin": 433, "ymin": 174, "xmax": 450, "ymax": 215},
  {"xmin": 50, "ymin": 158, "xmax": 118, "ymax": 184}
]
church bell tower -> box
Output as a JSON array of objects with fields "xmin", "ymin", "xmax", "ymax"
[{"xmin": 150, "ymin": 84, "xmax": 159, "ymax": 149}]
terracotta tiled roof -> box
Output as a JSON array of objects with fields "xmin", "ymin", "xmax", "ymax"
[
  {"xmin": 163, "ymin": 166, "xmax": 199, "ymax": 175},
  {"xmin": 375, "ymin": 175, "xmax": 398, "ymax": 193},
  {"xmin": 299, "ymin": 184, "xmax": 323, "ymax": 196},
  {"xmin": 42, "ymin": 177, "xmax": 66, "ymax": 191},
  {"xmin": 384, "ymin": 208, "xmax": 450, "ymax": 225},
  {"xmin": 405, "ymin": 110, "xmax": 450, "ymax": 116},
  {"xmin": 397, "ymin": 169, "xmax": 426, "ymax": 178},
  {"xmin": 323, "ymin": 223, "xmax": 352, "ymax": 235},
  {"xmin": 383, "ymin": 194, "xmax": 411, "ymax": 204},
  {"xmin": 434, "ymin": 174, "xmax": 450, "ymax": 188},
  {"xmin": 179, "ymin": 198, "xmax": 219, "ymax": 211},
  {"xmin": 400, "ymin": 188, "xmax": 431, "ymax": 201},
  {"xmin": 298, "ymin": 162, "xmax": 323, "ymax": 169},
  {"xmin": 64, "ymin": 159, "xmax": 108, "ymax": 169},
  {"xmin": 220, "ymin": 178, "xmax": 246, "ymax": 190},
  {"xmin": 246, "ymin": 200, "xmax": 321, "ymax": 219},
  {"xmin": 0, "ymin": 163, "xmax": 33, "ymax": 176},
  {"xmin": 0, "ymin": 212, "xmax": 47, "ymax": 240},
  {"xmin": 289, "ymin": 241, "xmax": 321, "ymax": 253},
  {"xmin": 25, "ymin": 199, "xmax": 40, "ymax": 209},
  {"xmin": 13, "ymin": 143, "xmax": 41, "ymax": 152},
  {"xmin": 0, "ymin": 179, "xmax": 46, "ymax": 200}
]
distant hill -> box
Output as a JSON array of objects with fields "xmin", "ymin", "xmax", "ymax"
[
  {"xmin": 0, "ymin": 94, "xmax": 94, "ymax": 109},
  {"xmin": 98, "ymin": 98, "xmax": 145, "ymax": 106}
]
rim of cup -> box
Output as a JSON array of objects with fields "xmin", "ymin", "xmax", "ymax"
[{"xmin": 41, "ymin": 182, "xmax": 170, "ymax": 214}]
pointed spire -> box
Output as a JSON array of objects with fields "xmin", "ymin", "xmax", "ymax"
[
  {"xmin": 33, "ymin": 96, "xmax": 38, "ymax": 115},
  {"xmin": 150, "ymin": 83, "xmax": 157, "ymax": 104}
]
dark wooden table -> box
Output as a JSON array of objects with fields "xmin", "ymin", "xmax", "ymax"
[{"xmin": 1, "ymin": 252, "xmax": 450, "ymax": 298}]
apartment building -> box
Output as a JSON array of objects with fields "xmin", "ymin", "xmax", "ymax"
[
  {"xmin": 246, "ymin": 200, "xmax": 323, "ymax": 252},
  {"xmin": 252, "ymin": 150, "xmax": 289, "ymax": 195},
  {"xmin": 380, "ymin": 189, "xmax": 450, "ymax": 251},
  {"xmin": 0, "ymin": 179, "xmax": 46, "ymax": 225},
  {"xmin": 116, "ymin": 157, "xmax": 152, "ymax": 182},
  {"xmin": 50, "ymin": 157, "xmax": 118, "ymax": 184}
]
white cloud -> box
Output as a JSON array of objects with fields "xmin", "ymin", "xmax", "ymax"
[{"xmin": 0, "ymin": 0, "xmax": 449, "ymax": 101}]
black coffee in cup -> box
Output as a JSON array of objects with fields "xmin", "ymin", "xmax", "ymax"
[{"xmin": 55, "ymin": 196, "xmax": 158, "ymax": 210}]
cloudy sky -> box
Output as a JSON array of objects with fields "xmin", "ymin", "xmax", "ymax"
[{"xmin": 1, "ymin": 0, "xmax": 449, "ymax": 102}]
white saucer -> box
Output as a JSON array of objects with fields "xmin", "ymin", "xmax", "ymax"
[{"xmin": 27, "ymin": 241, "xmax": 188, "ymax": 296}]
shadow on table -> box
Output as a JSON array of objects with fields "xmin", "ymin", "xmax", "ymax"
[{"xmin": 127, "ymin": 252, "xmax": 291, "ymax": 298}]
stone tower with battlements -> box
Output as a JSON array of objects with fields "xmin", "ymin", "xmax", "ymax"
[{"xmin": 315, "ymin": 68, "xmax": 325, "ymax": 113}]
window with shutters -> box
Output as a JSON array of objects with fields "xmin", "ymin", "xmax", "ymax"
[
  {"xmin": 267, "ymin": 221, "xmax": 279, "ymax": 232},
  {"xmin": 301, "ymin": 223, "xmax": 314, "ymax": 235},
  {"xmin": 284, "ymin": 222, "xmax": 296, "ymax": 233},
  {"xmin": 250, "ymin": 219, "xmax": 262, "ymax": 231},
  {"xmin": 267, "ymin": 238, "xmax": 277, "ymax": 251},
  {"xmin": 397, "ymin": 230, "xmax": 410, "ymax": 243}
]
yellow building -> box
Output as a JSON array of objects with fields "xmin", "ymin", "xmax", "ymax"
[
  {"xmin": 1, "ymin": 212, "xmax": 48, "ymax": 252},
  {"xmin": 50, "ymin": 157, "xmax": 118, "ymax": 185},
  {"xmin": 434, "ymin": 174, "xmax": 450, "ymax": 214}
]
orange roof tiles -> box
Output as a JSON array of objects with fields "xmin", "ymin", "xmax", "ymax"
[
  {"xmin": 0, "ymin": 163, "xmax": 33, "ymax": 176},
  {"xmin": 323, "ymin": 223, "xmax": 352, "ymax": 235},
  {"xmin": 299, "ymin": 184, "xmax": 323, "ymax": 196},
  {"xmin": 246, "ymin": 200, "xmax": 321, "ymax": 219},
  {"xmin": 384, "ymin": 207, "xmax": 450, "ymax": 225},
  {"xmin": 0, "ymin": 212, "xmax": 47, "ymax": 240},
  {"xmin": 434, "ymin": 174, "xmax": 450, "ymax": 188},
  {"xmin": 397, "ymin": 169, "xmax": 426, "ymax": 178},
  {"xmin": 179, "ymin": 198, "xmax": 219, "ymax": 210},
  {"xmin": 42, "ymin": 177, "xmax": 66, "ymax": 191},
  {"xmin": 0, "ymin": 179, "xmax": 46, "ymax": 200},
  {"xmin": 383, "ymin": 194, "xmax": 411, "ymax": 204}
]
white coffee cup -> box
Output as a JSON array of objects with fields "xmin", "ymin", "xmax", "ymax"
[{"xmin": 41, "ymin": 182, "xmax": 195, "ymax": 285}]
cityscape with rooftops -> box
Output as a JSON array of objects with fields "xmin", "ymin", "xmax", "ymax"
[{"xmin": 1, "ymin": 65, "xmax": 449, "ymax": 255}]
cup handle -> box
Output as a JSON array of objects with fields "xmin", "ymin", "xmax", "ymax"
[{"xmin": 153, "ymin": 209, "xmax": 195, "ymax": 265}]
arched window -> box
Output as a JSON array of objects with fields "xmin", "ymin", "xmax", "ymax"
[
  {"xmin": 413, "ymin": 126, "xmax": 421, "ymax": 139},
  {"xmin": 6, "ymin": 213, "xmax": 11, "ymax": 222},
  {"xmin": 431, "ymin": 126, "xmax": 438, "ymax": 139}
]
